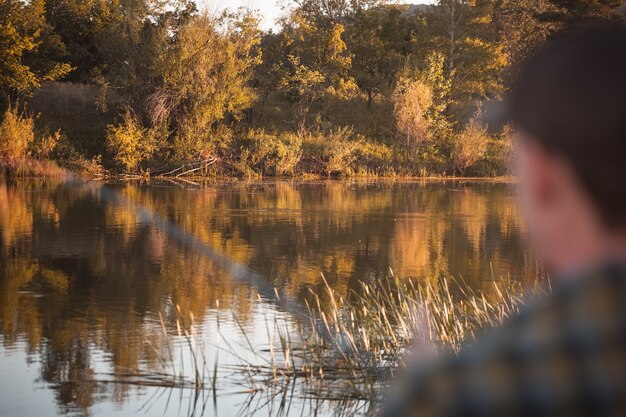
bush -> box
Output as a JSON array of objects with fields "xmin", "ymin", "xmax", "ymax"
[
  {"xmin": 302, "ymin": 127, "xmax": 363, "ymax": 176},
  {"xmin": 354, "ymin": 140, "xmax": 394, "ymax": 175},
  {"xmin": 106, "ymin": 111, "xmax": 155, "ymax": 172},
  {"xmin": 235, "ymin": 130, "xmax": 302, "ymax": 177},
  {"xmin": 472, "ymin": 134, "xmax": 513, "ymax": 176},
  {"xmin": 172, "ymin": 123, "xmax": 230, "ymax": 164},
  {"xmin": 452, "ymin": 119, "xmax": 489, "ymax": 175},
  {"xmin": 0, "ymin": 104, "xmax": 35, "ymax": 167},
  {"xmin": 32, "ymin": 129, "xmax": 62, "ymax": 159}
]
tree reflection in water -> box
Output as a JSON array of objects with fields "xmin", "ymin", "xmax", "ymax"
[{"xmin": 0, "ymin": 179, "xmax": 537, "ymax": 417}]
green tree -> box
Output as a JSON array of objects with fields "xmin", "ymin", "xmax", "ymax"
[
  {"xmin": 281, "ymin": 55, "xmax": 326, "ymax": 135},
  {"xmin": 493, "ymin": 0, "xmax": 561, "ymax": 81},
  {"xmin": 291, "ymin": 0, "xmax": 383, "ymax": 25},
  {"xmin": 44, "ymin": 0, "xmax": 196, "ymax": 99},
  {"xmin": 548, "ymin": 0, "xmax": 625, "ymax": 20},
  {"xmin": 254, "ymin": 32, "xmax": 285, "ymax": 107}
]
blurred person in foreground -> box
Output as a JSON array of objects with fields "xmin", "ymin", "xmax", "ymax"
[{"xmin": 383, "ymin": 19, "xmax": 626, "ymax": 417}]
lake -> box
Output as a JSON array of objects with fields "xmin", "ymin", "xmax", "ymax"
[{"xmin": 0, "ymin": 179, "xmax": 538, "ymax": 417}]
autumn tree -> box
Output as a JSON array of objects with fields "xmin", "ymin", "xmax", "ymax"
[
  {"xmin": 148, "ymin": 11, "xmax": 262, "ymax": 161},
  {"xmin": 0, "ymin": 0, "xmax": 71, "ymax": 98},
  {"xmin": 392, "ymin": 70, "xmax": 433, "ymax": 155},
  {"xmin": 278, "ymin": 11, "xmax": 356, "ymax": 133},
  {"xmin": 347, "ymin": 5, "xmax": 410, "ymax": 106},
  {"xmin": 419, "ymin": 0, "xmax": 508, "ymax": 122}
]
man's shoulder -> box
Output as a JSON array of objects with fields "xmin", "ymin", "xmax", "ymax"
[
  {"xmin": 472, "ymin": 263, "xmax": 626, "ymax": 362},
  {"xmin": 384, "ymin": 264, "xmax": 626, "ymax": 417}
]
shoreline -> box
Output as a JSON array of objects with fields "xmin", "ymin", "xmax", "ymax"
[{"xmin": 2, "ymin": 159, "xmax": 515, "ymax": 184}]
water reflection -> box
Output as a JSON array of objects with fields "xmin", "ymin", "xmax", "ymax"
[{"xmin": 0, "ymin": 179, "xmax": 536, "ymax": 416}]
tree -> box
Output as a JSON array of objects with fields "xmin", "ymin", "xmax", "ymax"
[
  {"xmin": 392, "ymin": 71, "xmax": 433, "ymax": 155},
  {"xmin": 0, "ymin": 0, "xmax": 71, "ymax": 97},
  {"xmin": 347, "ymin": 5, "xmax": 409, "ymax": 106},
  {"xmin": 291, "ymin": 0, "xmax": 384, "ymax": 25},
  {"xmin": 44, "ymin": 0, "xmax": 196, "ymax": 102},
  {"xmin": 147, "ymin": 11, "xmax": 262, "ymax": 161},
  {"xmin": 254, "ymin": 32, "xmax": 285, "ymax": 107},
  {"xmin": 420, "ymin": 0, "xmax": 508, "ymax": 122},
  {"xmin": 493, "ymin": 0, "xmax": 561, "ymax": 82},
  {"xmin": 281, "ymin": 55, "xmax": 326, "ymax": 135},
  {"xmin": 548, "ymin": 0, "xmax": 625, "ymax": 20},
  {"xmin": 278, "ymin": 11, "xmax": 356, "ymax": 133},
  {"xmin": 421, "ymin": 52, "xmax": 453, "ymax": 147}
]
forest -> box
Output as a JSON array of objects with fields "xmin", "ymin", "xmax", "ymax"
[{"xmin": 1, "ymin": 0, "xmax": 624, "ymax": 177}]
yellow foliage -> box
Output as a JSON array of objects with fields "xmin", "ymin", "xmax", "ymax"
[
  {"xmin": 106, "ymin": 111, "xmax": 155, "ymax": 172},
  {"xmin": 392, "ymin": 75, "xmax": 433, "ymax": 153},
  {"xmin": 452, "ymin": 119, "xmax": 489, "ymax": 174},
  {"xmin": 0, "ymin": 104, "xmax": 35, "ymax": 166}
]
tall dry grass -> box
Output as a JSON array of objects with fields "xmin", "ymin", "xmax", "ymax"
[{"xmin": 133, "ymin": 274, "xmax": 531, "ymax": 411}]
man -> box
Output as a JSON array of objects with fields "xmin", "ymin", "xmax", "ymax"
[{"xmin": 384, "ymin": 19, "xmax": 626, "ymax": 417}]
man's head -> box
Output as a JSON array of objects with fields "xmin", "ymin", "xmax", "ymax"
[{"xmin": 511, "ymin": 20, "xmax": 626, "ymax": 275}]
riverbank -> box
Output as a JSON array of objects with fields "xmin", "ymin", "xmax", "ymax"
[
  {"xmin": 1, "ymin": 156, "xmax": 515, "ymax": 183},
  {"xmin": 1, "ymin": 99, "xmax": 511, "ymax": 182}
]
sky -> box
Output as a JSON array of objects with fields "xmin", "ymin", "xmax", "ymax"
[{"xmin": 204, "ymin": 0, "xmax": 433, "ymax": 29}]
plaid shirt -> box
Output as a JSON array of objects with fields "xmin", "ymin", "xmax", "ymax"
[{"xmin": 383, "ymin": 262, "xmax": 626, "ymax": 417}]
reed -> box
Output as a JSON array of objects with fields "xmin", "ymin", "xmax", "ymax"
[
  {"xmin": 223, "ymin": 273, "xmax": 530, "ymax": 403},
  {"xmin": 136, "ymin": 273, "xmax": 534, "ymax": 414}
]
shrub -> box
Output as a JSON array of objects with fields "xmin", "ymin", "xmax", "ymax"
[
  {"xmin": 452, "ymin": 119, "xmax": 489, "ymax": 175},
  {"xmin": 392, "ymin": 75, "xmax": 433, "ymax": 154},
  {"xmin": 106, "ymin": 111, "xmax": 155, "ymax": 172},
  {"xmin": 472, "ymin": 134, "xmax": 513, "ymax": 176},
  {"xmin": 32, "ymin": 129, "xmax": 62, "ymax": 159},
  {"xmin": 235, "ymin": 130, "xmax": 302, "ymax": 177},
  {"xmin": 302, "ymin": 127, "xmax": 363, "ymax": 176},
  {"xmin": 172, "ymin": 123, "xmax": 231, "ymax": 164},
  {"xmin": 0, "ymin": 104, "xmax": 35, "ymax": 167},
  {"xmin": 354, "ymin": 140, "xmax": 394, "ymax": 175}
]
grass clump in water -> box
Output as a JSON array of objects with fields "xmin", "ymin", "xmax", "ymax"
[
  {"xmin": 226, "ymin": 273, "xmax": 530, "ymax": 404},
  {"xmin": 131, "ymin": 274, "xmax": 533, "ymax": 415}
]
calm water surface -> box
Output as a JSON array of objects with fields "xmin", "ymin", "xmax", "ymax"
[{"xmin": 0, "ymin": 179, "xmax": 538, "ymax": 417}]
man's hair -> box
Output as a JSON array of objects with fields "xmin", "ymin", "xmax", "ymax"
[{"xmin": 510, "ymin": 19, "xmax": 626, "ymax": 228}]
